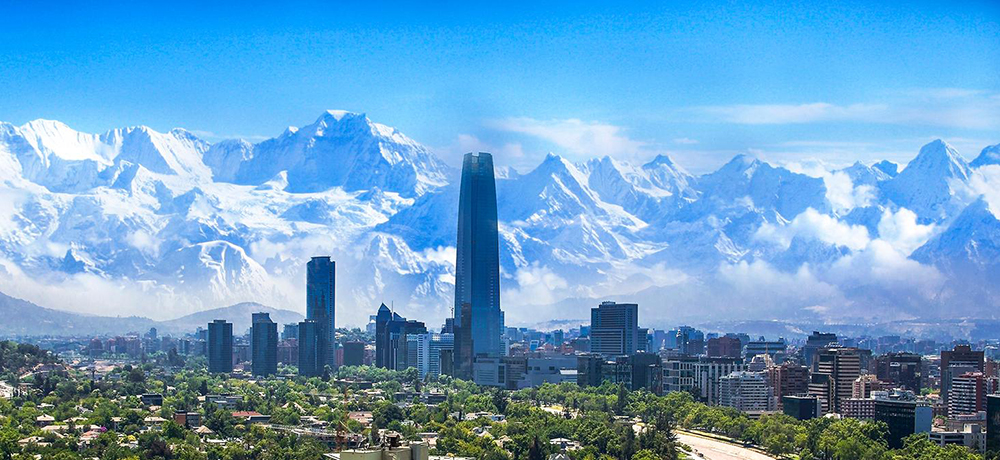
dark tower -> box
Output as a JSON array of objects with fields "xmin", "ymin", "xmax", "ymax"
[
  {"xmin": 453, "ymin": 152, "xmax": 502, "ymax": 379},
  {"xmin": 251, "ymin": 312, "xmax": 278, "ymax": 376},
  {"xmin": 306, "ymin": 256, "xmax": 336, "ymax": 368},
  {"xmin": 207, "ymin": 320, "xmax": 233, "ymax": 374}
]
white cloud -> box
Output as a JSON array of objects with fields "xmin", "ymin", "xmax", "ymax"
[
  {"xmin": 876, "ymin": 208, "xmax": 936, "ymax": 256},
  {"xmin": 692, "ymin": 89, "xmax": 1000, "ymax": 130},
  {"xmin": 823, "ymin": 171, "xmax": 874, "ymax": 213},
  {"xmin": 501, "ymin": 263, "xmax": 570, "ymax": 308},
  {"xmin": 755, "ymin": 208, "xmax": 871, "ymax": 250},
  {"xmin": 673, "ymin": 137, "xmax": 699, "ymax": 145},
  {"xmin": 488, "ymin": 117, "xmax": 647, "ymax": 158},
  {"xmin": 957, "ymin": 165, "xmax": 1000, "ymax": 216},
  {"xmin": 454, "ymin": 134, "xmax": 524, "ymax": 158}
]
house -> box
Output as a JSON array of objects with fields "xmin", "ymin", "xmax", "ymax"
[{"xmin": 232, "ymin": 411, "xmax": 271, "ymax": 424}]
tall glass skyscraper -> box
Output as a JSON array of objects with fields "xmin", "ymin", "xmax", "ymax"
[
  {"xmin": 453, "ymin": 152, "xmax": 502, "ymax": 379},
  {"xmin": 251, "ymin": 312, "xmax": 278, "ymax": 376},
  {"xmin": 207, "ymin": 319, "xmax": 233, "ymax": 374},
  {"xmin": 306, "ymin": 256, "xmax": 336, "ymax": 368}
]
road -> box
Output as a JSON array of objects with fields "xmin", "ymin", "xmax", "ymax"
[{"xmin": 676, "ymin": 431, "xmax": 776, "ymax": 460}]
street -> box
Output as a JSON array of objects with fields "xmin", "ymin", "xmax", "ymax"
[{"xmin": 676, "ymin": 431, "xmax": 776, "ymax": 460}]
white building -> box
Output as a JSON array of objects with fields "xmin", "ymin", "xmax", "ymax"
[{"xmin": 719, "ymin": 371, "xmax": 777, "ymax": 413}]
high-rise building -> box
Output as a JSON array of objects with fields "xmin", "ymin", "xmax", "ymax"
[
  {"xmin": 707, "ymin": 336, "xmax": 742, "ymax": 359},
  {"xmin": 306, "ymin": 256, "xmax": 336, "ymax": 368},
  {"xmin": 250, "ymin": 313, "xmax": 278, "ymax": 376},
  {"xmin": 803, "ymin": 331, "xmax": 838, "ymax": 370},
  {"xmin": 941, "ymin": 345, "xmax": 985, "ymax": 406},
  {"xmin": 614, "ymin": 352, "xmax": 663, "ymax": 394},
  {"xmin": 719, "ymin": 371, "xmax": 777, "ymax": 413},
  {"xmin": 949, "ymin": 372, "xmax": 997, "ymax": 417},
  {"xmin": 453, "ymin": 152, "xmax": 502, "ymax": 379},
  {"xmin": 281, "ymin": 323, "xmax": 299, "ymax": 341},
  {"xmin": 987, "ymin": 394, "xmax": 1000, "ymax": 452},
  {"xmin": 694, "ymin": 357, "xmax": 746, "ymax": 405},
  {"xmin": 298, "ymin": 320, "xmax": 323, "ymax": 377},
  {"xmin": 373, "ymin": 303, "xmax": 427, "ymax": 371},
  {"xmin": 589, "ymin": 301, "xmax": 641, "ymax": 357},
  {"xmin": 207, "ymin": 320, "xmax": 233, "ymax": 374},
  {"xmin": 676, "ymin": 326, "xmax": 706, "ymax": 356},
  {"xmin": 808, "ymin": 347, "xmax": 861, "ymax": 414},
  {"xmin": 872, "ymin": 390, "xmax": 932, "ymax": 449},
  {"xmin": 874, "ymin": 352, "xmax": 923, "ymax": 393},
  {"xmin": 745, "ymin": 338, "xmax": 788, "ymax": 360},
  {"xmin": 783, "ymin": 395, "xmax": 821, "ymax": 420},
  {"xmin": 342, "ymin": 341, "xmax": 365, "ymax": 367},
  {"xmin": 766, "ymin": 363, "xmax": 810, "ymax": 409}
]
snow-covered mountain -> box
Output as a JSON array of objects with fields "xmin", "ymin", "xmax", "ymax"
[{"xmin": 1, "ymin": 111, "xmax": 998, "ymax": 327}]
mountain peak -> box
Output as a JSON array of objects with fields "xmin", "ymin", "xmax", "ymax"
[
  {"xmin": 903, "ymin": 139, "xmax": 971, "ymax": 180},
  {"xmin": 971, "ymin": 143, "xmax": 1000, "ymax": 168}
]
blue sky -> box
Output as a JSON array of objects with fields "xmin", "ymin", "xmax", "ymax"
[{"xmin": 1, "ymin": 1, "xmax": 998, "ymax": 172}]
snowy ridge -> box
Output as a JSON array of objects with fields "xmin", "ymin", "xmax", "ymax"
[{"xmin": 0, "ymin": 112, "xmax": 999, "ymax": 326}]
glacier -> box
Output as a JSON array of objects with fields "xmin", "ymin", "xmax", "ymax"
[{"xmin": 1, "ymin": 111, "xmax": 999, "ymax": 328}]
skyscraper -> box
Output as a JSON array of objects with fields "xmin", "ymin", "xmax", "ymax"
[
  {"xmin": 298, "ymin": 320, "xmax": 323, "ymax": 377},
  {"xmin": 207, "ymin": 320, "xmax": 233, "ymax": 374},
  {"xmin": 453, "ymin": 152, "xmax": 502, "ymax": 379},
  {"xmin": 307, "ymin": 256, "xmax": 336, "ymax": 368},
  {"xmin": 251, "ymin": 312, "xmax": 278, "ymax": 376},
  {"xmin": 589, "ymin": 301, "xmax": 640, "ymax": 357}
]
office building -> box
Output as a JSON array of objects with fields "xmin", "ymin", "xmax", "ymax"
[
  {"xmin": 941, "ymin": 345, "xmax": 985, "ymax": 406},
  {"xmin": 298, "ymin": 320, "xmax": 324, "ymax": 377},
  {"xmin": 577, "ymin": 354, "xmax": 606, "ymax": 388},
  {"xmin": 374, "ymin": 304, "xmax": 427, "ymax": 371},
  {"xmin": 306, "ymin": 256, "xmax": 336, "ymax": 367},
  {"xmin": 928, "ymin": 424, "xmax": 986, "ymax": 454},
  {"xmin": 808, "ymin": 347, "xmax": 861, "ymax": 414},
  {"xmin": 614, "ymin": 352, "xmax": 663, "ymax": 394},
  {"xmin": 694, "ymin": 357, "xmax": 745, "ymax": 405},
  {"xmin": 719, "ymin": 371, "xmax": 777, "ymax": 413},
  {"xmin": 453, "ymin": 152, "xmax": 503, "ymax": 379},
  {"xmin": 428, "ymin": 333, "xmax": 454, "ymax": 377},
  {"xmin": 949, "ymin": 372, "xmax": 997, "ymax": 417},
  {"xmin": 853, "ymin": 374, "xmax": 889, "ymax": 399},
  {"xmin": 745, "ymin": 338, "xmax": 787, "ymax": 360},
  {"xmin": 664, "ymin": 355, "xmax": 700, "ymax": 395},
  {"xmin": 707, "ymin": 336, "xmax": 742, "ymax": 359},
  {"xmin": 872, "ymin": 390, "xmax": 932, "ymax": 449},
  {"xmin": 986, "ymin": 395, "xmax": 1000, "ymax": 452},
  {"xmin": 874, "ymin": 352, "xmax": 923, "ymax": 393},
  {"xmin": 207, "ymin": 320, "xmax": 233, "ymax": 374},
  {"xmin": 250, "ymin": 313, "xmax": 278, "ymax": 376},
  {"xmin": 589, "ymin": 301, "xmax": 641, "ymax": 357},
  {"xmin": 803, "ymin": 331, "xmax": 838, "ymax": 370},
  {"xmin": 783, "ymin": 395, "xmax": 821, "ymax": 420},
  {"xmin": 281, "ymin": 323, "xmax": 299, "ymax": 341},
  {"xmin": 676, "ymin": 326, "xmax": 706, "ymax": 356},
  {"xmin": 766, "ymin": 363, "xmax": 810, "ymax": 409},
  {"xmin": 342, "ymin": 341, "xmax": 365, "ymax": 367}
]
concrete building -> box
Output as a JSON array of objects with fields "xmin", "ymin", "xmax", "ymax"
[
  {"xmin": 614, "ymin": 353, "xmax": 663, "ymax": 394},
  {"xmin": 589, "ymin": 301, "xmax": 641, "ymax": 357},
  {"xmin": 941, "ymin": 345, "xmax": 984, "ymax": 406},
  {"xmin": 929, "ymin": 424, "xmax": 985, "ymax": 454},
  {"xmin": 766, "ymin": 363, "xmax": 810, "ymax": 409},
  {"xmin": 707, "ymin": 336, "xmax": 742, "ymax": 359},
  {"xmin": 872, "ymin": 390, "xmax": 932, "ymax": 449},
  {"xmin": 342, "ymin": 341, "xmax": 366, "ymax": 367},
  {"xmin": 694, "ymin": 357, "xmax": 745, "ymax": 405},
  {"xmin": 803, "ymin": 331, "xmax": 838, "ymax": 370},
  {"xmin": 874, "ymin": 352, "xmax": 923, "ymax": 393},
  {"xmin": 949, "ymin": 372, "xmax": 997, "ymax": 418},
  {"xmin": 808, "ymin": 347, "xmax": 861, "ymax": 414},
  {"xmin": 718, "ymin": 371, "xmax": 777, "ymax": 413}
]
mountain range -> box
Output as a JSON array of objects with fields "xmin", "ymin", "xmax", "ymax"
[
  {"xmin": 0, "ymin": 291, "xmax": 301, "ymax": 336},
  {"xmin": 1, "ymin": 111, "xmax": 999, "ymax": 328}
]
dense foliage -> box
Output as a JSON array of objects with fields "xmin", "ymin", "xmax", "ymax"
[{"xmin": 0, "ymin": 345, "xmax": 990, "ymax": 460}]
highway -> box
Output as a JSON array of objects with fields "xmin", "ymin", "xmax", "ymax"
[{"xmin": 676, "ymin": 431, "xmax": 776, "ymax": 460}]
